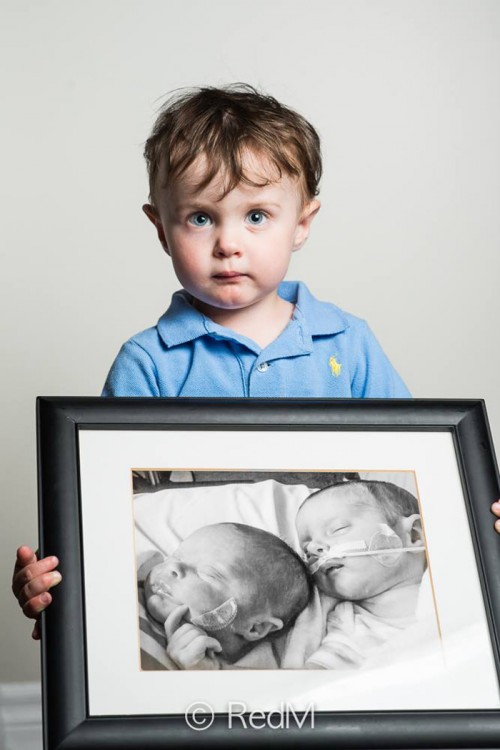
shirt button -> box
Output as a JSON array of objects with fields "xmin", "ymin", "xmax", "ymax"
[{"xmin": 257, "ymin": 362, "xmax": 269, "ymax": 373}]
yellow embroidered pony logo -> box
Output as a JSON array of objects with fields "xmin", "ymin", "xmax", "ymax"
[{"xmin": 329, "ymin": 356, "xmax": 342, "ymax": 377}]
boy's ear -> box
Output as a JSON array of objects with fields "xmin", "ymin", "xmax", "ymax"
[
  {"xmin": 292, "ymin": 199, "xmax": 321, "ymax": 252},
  {"xmin": 142, "ymin": 204, "xmax": 170, "ymax": 255},
  {"xmin": 237, "ymin": 616, "xmax": 284, "ymax": 642},
  {"xmin": 401, "ymin": 514, "xmax": 424, "ymax": 546}
]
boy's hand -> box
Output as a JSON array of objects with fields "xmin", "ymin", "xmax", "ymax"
[
  {"xmin": 11, "ymin": 546, "xmax": 61, "ymax": 640},
  {"xmin": 492, "ymin": 502, "xmax": 500, "ymax": 534},
  {"xmin": 164, "ymin": 604, "xmax": 222, "ymax": 670}
]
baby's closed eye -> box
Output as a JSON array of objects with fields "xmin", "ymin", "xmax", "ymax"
[
  {"xmin": 196, "ymin": 566, "xmax": 226, "ymax": 584},
  {"xmin": 325, "ymin": 524, "xmax": 350, "ymax": 537}
]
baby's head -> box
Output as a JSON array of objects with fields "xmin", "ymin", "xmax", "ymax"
[
  {"xmin": 140, "ymin": 85, "xmax": 322, "ymax": 319},
  {"xmin": 295, "ymin": 480, "xmax": 426, "ymax": 601},
  {"xmin": 145, "ymin": 522, "xmax": 312, "ymax": 658}
]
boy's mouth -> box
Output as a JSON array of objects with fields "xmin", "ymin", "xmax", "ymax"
[
  {"xmin": 150, "ymin": 579, "xmax": 174, "ymax": 599},
  {"xmin": 313, "ymin": 559, "xmax": 344, "ymax": 575},
  {"xmin": 213, "ymin": 271, "xmax": 247, "ymax": 279}
]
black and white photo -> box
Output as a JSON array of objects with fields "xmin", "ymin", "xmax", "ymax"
[{"xmin": 134, "ymin": 470, "xmax": 440, "ymax": 673}]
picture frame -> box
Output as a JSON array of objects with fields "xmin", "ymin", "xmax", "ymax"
[{"xmin": 37, "ymin": 397, "xmax": 500, "ymax": 749}]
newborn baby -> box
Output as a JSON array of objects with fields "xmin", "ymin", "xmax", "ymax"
[{"xmin": 144, "ymin": 522, "xmax": 312, "ymax": 669}]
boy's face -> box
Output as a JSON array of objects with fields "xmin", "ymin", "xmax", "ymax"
[
  {"xmin": 143, "ymin": 151, "xmax": 320, "ymax": 320},
  {"xmin": 296, "ymin": 486, "xmax": 418, "ymax": 601},
  {"xmin": 144, "ymin": 525, "xmax": 249, "ymax": 628}
]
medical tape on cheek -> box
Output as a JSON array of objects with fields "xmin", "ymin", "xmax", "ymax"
[
  {"xmin": 368, "ymin": 523, "xmax": 405, "ymax": 567},
  {"xmin": 191, "ymin": 597, "xmax": 238, "ymax": 631}
]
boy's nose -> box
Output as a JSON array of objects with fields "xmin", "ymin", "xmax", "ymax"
[
  {"xmin": 307, "ymin": 540, "xmax": 329, "ymax": 557},
  {"xmin": 213, "ymin": 228, "xmax": 242, "ymax": 258},
  {"xmin": 166, "ymin": 560, "xmax": 185, "ymax": 579}
]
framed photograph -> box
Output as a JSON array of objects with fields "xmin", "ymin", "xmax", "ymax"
[{"xmin": 38, "ymin": 397, "xmax": 500, "ymax": 749}]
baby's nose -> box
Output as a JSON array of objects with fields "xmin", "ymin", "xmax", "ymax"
[
  {"xmin": 307, "ymin": 540, "xmax": 329, "ymax": 557},
  {"xmin": 166, "ymin": 560, "xmax": 185, "ymax": 579}
]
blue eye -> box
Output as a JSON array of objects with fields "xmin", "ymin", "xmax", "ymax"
[
  {"xmin": 246, "ymin": 210, "xmax": 267, "ymax": 225},
  {"xmin": 189, "ymin": 212, "xmax": 212, "ymax": 227}
]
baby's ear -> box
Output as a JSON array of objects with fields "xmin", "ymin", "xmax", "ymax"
[
  {"xmin": 240, "ymin": 616, "xmax": 284, "ymax": 642},
  {"xmin": 142, "ymin": 204, "xmax": 170, "ymax": 255},
  {"xmin": 401, "ymin": 514, "xmax": 424, "ymax": 546}
]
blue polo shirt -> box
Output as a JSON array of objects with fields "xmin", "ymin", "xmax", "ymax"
[{"xmin": 102, "ymin": 281, "xmax": 410, "ymax": 398}]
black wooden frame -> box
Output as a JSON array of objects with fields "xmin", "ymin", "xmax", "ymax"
[{"xmin": 37, "ymin": 397, "xmax": 500, "ymax": 749}]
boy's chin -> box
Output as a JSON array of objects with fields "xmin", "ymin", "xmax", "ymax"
[
  {"xmin": 146, "ymin": 593, "xmax": 185, "ymax": 623},
  {"xmin": 316, "ymin": 580, "xmax": 363, "ymax": 600},
  {"xmin": 313, "ymin": 571, "xmax": 342, "ymax": 598},
  {"xmin": 314, "ymin": 570, "xmax": 367, "ymax": 600}
]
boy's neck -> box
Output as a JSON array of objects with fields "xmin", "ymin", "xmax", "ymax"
[
  {"xmin": 193, "ymin": 293, "xmax": 295, "ymax": 350},
  {"xmin": 358, "ymin": 578, "xmax": 422, "ymax": 620},
  {"xmin": 217, "ymin": 629, "xmax": 259, "ymax": 664}
]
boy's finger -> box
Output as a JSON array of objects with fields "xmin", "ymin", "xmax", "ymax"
[
  {"xmin": 12, "ymin": 557, "xmax": 59, "ymax": 597},
  {"xmin": 32, "ymin": 621, "xmax": 41, "ymax": 641},
  {"xmin": 13, "ymin": 546, "xmax": 38, "ymax": 580},
  {"xmin": 17, "ymin": 571, "xmax": 62, "ymax": 607},
  {"xmin": 204, "ymin": 637, "xmax": 222, "ymax": 653},
  {"xmin": 491, "ymin": 501, "xmax": 500, "ymax": 517},
  {"xmin": 22, "ymin": 591, "xmax": 52, "ymax": 619},
  {"xmin": 164, "ymin": 605, "xmax": 189, "ymax": 639},
  {"xmin": 495, "ymin": 519, "xmax": 500, "ymax": 534},
  {"xmin": 167, "ymin": 623, "xmax": 200, "ymax": 650},
  {"xmin": 185, "ymin": 636, "xmax": 221, "ymax": 665},
  {"xmin": 15, "ymin": 546, "xmax": 38, "ymax": 569},
  {"xmin": 172, "ymin": 624, "xmax": 209, "ymax": 649}
]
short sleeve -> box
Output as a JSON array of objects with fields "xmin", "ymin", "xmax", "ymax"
[
  {"xmin": 349, "ymin": 321, "xmax": 411, "ymax": 398},
  {"xmin": 101, "ymin": 340, "xmax": 160, "ymax": 397}
]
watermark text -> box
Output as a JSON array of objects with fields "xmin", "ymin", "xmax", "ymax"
[{"xmin": 184, "ymin": 700, "xmax": 315, "ymax": 731}]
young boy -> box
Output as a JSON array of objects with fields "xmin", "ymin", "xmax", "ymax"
[
  {"xmin": 294, "ymin": 480, "xmax": 428, "ymax": 669},
  {"xmin": 12, "ymin": 83, "xmax": 500, "ymax": 637},
  {"xmin": 142, "ymin": 522, "xmax": 312, "ymax": 670}
]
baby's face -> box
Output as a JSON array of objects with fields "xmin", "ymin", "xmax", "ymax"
[
  {"xmin": 296, "ymin": 486, "xmax": 409, "ymax": 600},
  {"xmin": 144, "ymin": 525, "xmax": 246, "ymax": 628}
]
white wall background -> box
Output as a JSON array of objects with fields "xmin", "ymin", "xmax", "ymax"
[{"xmin": 1, "ymin": 0, "xmax": 499, "ymax": 682}]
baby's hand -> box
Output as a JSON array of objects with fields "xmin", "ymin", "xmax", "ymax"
[
  {"xmin": 492, "ymin": 502, "xmax": 500, "ymax": 534},
  {"xmin": 164, "ymin": 604, "xmax": 222, "ymax": 670},
  {"xmin": 11, "ymin": 546, "xmax": 62, "ymax": 640}
]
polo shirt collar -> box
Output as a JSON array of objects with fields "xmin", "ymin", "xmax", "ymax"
[
  {"xmin": 156, "ymin": 281, "xmax": 349, "ymax": 350},
  {"xmin": 157, "ymin": 290, "xmax": 214, "ymax": 348},
  {"xmin": 279, "ymin": 281, "xmax": 349, "ymax": 336}
]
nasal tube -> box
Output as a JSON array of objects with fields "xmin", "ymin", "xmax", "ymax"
[{"xmin": 309, "ymin": 523, "xmax": 425, "ymax": 574}]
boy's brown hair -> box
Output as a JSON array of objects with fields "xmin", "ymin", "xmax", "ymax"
[{"xmin": 144, "ymin": 83, "xmax": 322, "ymax": 206}]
